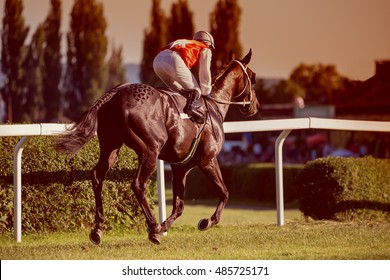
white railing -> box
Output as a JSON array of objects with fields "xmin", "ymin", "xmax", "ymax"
[
  {"xmin": 1, "ymin": 117, "xmax": 389, "ymax": 242},
  {"xmin": 224, "ymin": 118, "xmax": 390, "ymax": 227},
  {"xmin": 1, "ymin": 124, "xmax": 68, "ymax": 242}
]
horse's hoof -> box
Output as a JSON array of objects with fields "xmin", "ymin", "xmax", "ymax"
[
  {"xmin": 148, "ymin": 233, "xmax": 161, "ymax": 245},
  {"xmin": 198, "ymin": 218, "xmax": 212, "ymax": 231},
  {"xmin": 159, "ymin": 222, "xmax": 168, "ymax": 234},
  {"xmin": 89, "ymin": 229, "xmax": 103, "ymax": 245},
  {"xmin": 146, "ymin": 224, "xmax": 162, "ymax": 234},
  {"xmin": 147, "ymin": 224, "xmax": 161, "ymax": 245}
]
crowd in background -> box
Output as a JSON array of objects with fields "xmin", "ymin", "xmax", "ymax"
[{"xmin": 218, "ymin": 132, "xmax": 390, "ymax": 165}]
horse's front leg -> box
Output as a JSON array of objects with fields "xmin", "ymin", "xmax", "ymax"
[
  {"xmin": 131, "ymin": 153, "xmax": 161, "ymax": 244},
  {"xmin": 160, "ymin": 166, "xmax": 190, "ymax": 233},
  {"xmin": 198, "ymin": 157, "xmax": 229, "ymax": 230}
]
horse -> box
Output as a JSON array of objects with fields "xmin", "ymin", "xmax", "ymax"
[{"xmin": 54, "ymin": 49, "xmax": 259, "ymax": 245}]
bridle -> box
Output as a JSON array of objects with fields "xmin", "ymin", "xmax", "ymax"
[{"xmin": 210, "ymin": 59, "xmax": 254, "ymax": 106}]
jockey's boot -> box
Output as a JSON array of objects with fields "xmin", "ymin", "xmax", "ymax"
[{"xmin": 184, "ymin": 90, "xmax": 205, "ymax": 124}]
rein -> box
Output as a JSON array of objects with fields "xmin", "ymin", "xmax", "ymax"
[{"xmin": 210, "ymin": 60, "xmax": 253, "ymax": 106}]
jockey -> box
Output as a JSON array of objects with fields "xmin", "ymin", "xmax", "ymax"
[{"xmin": 153, "ymin": 31, "xmax": 215, "ymax": 123}]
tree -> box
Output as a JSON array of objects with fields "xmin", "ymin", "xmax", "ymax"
[
  {"xmin": 107, "ymin": 43, "xmax": 126, "ymax": 90},
  {"xmin": 290, "ymin": 63, "xmax": 347, "ymax": 104},
  {"xmin": 43, "ymin": 0, "xmax": 62, "ymax": 121},
  {"xmin": 209, "ymin": 0, "xmax": 243, "ymax": 72},
  {"xmin": 65, "ymin": 0, "xmax": 108, "ymax": 118},
  {"xmin": 140, "ymin": 0, "xmax": 167, "ymax": 86},
  {"xmin": 23, "ymin": 24, "xmax": 45, "ymax": 122},
  {"xmin": 273, "ymin": 79, "xmax": 306, "ymax": 104},
  {"xmin": 166, "ymin": 0, "xmax": 194, "ymax": 42},
  {"xmin": 0, "ymin": 0, "xmax": 29, "ymax": 122}
]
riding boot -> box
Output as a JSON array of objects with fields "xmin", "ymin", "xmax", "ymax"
[{"xmin": 184, "ymin": 90, "xmax": 205, "ymax": 124}]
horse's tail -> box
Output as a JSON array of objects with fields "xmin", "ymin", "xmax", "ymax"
[{"xmin": 54, "ymin": 85, "xmax": 121, "ymax": 155}]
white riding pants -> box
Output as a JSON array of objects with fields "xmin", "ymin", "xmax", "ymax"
[{"xmin": 153, "ymin": 50, "xmax": 201, "ymax": 96}]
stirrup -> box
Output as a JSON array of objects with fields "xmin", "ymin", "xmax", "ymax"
[{"xmin": 184, "ymin": 90, "xmax": 205, "ymax": 123}]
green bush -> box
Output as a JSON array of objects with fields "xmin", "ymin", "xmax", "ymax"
[
  {"xmin": 0, "ymin": 136, "xmax": 155, "ymax": 233},
  {"xmin": 185, "ymin": 163, "xmax": 304, "ymax": 202},
  {"xmin": 296, "ymin": 156, "xmax": 390, "ymax": 221}
]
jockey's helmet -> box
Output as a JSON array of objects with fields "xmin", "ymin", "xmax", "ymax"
[{"xmin": 193, "ymin": 31, "xmax": 215, "ymax": 49}]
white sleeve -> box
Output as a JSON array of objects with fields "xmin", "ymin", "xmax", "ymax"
[{"xmin": 198, "ymin": 48, "xmax": 212, "ymax": 96}]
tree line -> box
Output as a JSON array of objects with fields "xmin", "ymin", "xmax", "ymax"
[
  {"xmin": 2, "ymin": 0, "xmax": 359, "ymax": 124},
  {"xmin": 0, "ymin": 0, "xmax": 243, "ymax": 123},
  {"xmin": 255, "ymin": 63, "xmax": 353, "ymax": 107},
  {"xmin": 1, "ymin": 0, "xmax": 127, "ymax": 122},
  {"xmin": 140, "ymin": 0, "xmax": 242, "ymax": 86}
]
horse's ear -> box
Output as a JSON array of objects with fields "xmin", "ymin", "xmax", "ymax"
[
  {"xmin": 241, "ymin": 49, "xmax": 252, "ymax": 65},
  {"xmin": 229, "ymin": 50, "xmax": 235, "ymax": 61}
]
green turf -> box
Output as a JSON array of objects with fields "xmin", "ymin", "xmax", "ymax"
[{"xmin": 1, "ymin": 202, "xmax": 389, "ymax": 260}]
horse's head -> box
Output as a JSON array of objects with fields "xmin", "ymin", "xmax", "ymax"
[
  {"xmin": 211, "ymin": 49, "xmax": 260, "ymax": 117},
  {"xmin": 231, "ymin": 49, "xmax": 260, "ymax": 117}
]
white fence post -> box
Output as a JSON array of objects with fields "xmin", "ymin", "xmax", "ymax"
[
  {"xmin": 274, "ymin": 129, "xmax": 292, "ymax": 226},
  {"xmin": 156, "ymin": 160, "xmax": 167, "ymax": 236},
  {"xmin": 13, "ymin": 136, "xmax": 30, "ymax": 242}
]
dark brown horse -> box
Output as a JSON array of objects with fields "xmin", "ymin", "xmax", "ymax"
[{"xmin": 55, "ymin": 49, "xmax": 259, "ymax": 245}]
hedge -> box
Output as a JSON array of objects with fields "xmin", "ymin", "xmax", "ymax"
[
  {"xmin": 296, "ymin": 156, "xmax": 390, "ymax": 221},
  {"xmin": 0, "ymin": 136, "xmax": 155, "ymax": 233},
  {"xmin": 185, "ymin": 163, "xmax": 304, "ymax": 203}
]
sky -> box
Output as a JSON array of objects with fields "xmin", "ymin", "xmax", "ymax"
[{"xmin": 1, "ymin": 0, "xmax": 389, "ymax": 81}]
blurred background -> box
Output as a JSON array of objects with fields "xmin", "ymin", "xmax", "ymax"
[{"xmin": 1, "ymin": 0, "xmax": 389, "ymax": 163}]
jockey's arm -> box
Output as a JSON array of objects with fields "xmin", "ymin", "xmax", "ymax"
[{"xmin": 198, "ymin": 48, "xmax": 212, "ymax": 96}]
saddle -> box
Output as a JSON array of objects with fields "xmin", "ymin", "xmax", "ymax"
[
  {"xmin": 157, "ymin": 88, "xmax": 208, "ymax": 165},
  {"xmin": 157, "ymin": 88, "xmax": 207, "ymax": 123}
]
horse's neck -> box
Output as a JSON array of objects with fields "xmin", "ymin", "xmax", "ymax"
[
  {"xmin": 212, "ymin": 76, "xmax": 238, "ymax": 119},
  {"xmin": 204, "ymin": 99, "xmax": 225, "ymax": 147},
  {"xmin": 215, "ymin": 86, "xmax": 235, "ymax": 120},
  {"xmin": 212, "ymin": 92, "xmax": 230, "ymax": 120}
]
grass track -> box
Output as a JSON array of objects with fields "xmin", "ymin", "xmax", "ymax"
[{"xmin": 1, "ymin": 203, "xmax": 389, "ymax": 260}]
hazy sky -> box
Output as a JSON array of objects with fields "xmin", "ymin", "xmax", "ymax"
[{"xmin": 1, "ymin": 0, "xmax": 389, "ymax": 80}]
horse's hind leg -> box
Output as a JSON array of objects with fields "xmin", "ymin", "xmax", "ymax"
[
  {"xmin": 130, "ymin": 150, "xmax": 161, "ymax": 244},
  {"xmin": 89, "ymin": 143, "xmax": 121, "ymax": 245},
  {"xmin": 198, "ymin": 157, "xmax": 229, "ymax": 230}
]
